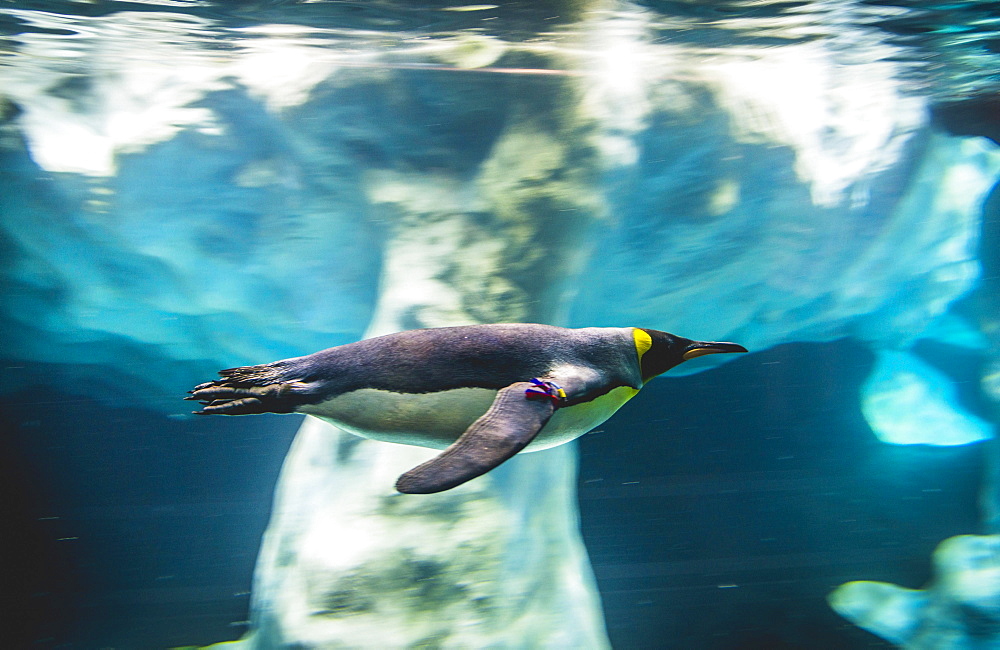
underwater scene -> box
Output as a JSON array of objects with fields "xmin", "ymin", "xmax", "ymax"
[{"xmin": 2, "ymin": 0, "xmax": 1000, "ymax": 648}]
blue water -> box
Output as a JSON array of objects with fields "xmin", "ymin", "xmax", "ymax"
[
  {"xmin": 2, "ymin": 341, "xmax": 987, "ymax": 647},
  {"xmin": 2, "ymin": 1, "xmax": 998, "ymax": 648},
  {"xmin": 580, "ymin": 340, "xmax": 984, "ymax": 648}
]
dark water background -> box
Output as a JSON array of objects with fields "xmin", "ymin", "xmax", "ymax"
[
  {"xmin": 2, "ymin": 0, "xmax": 999, "ymax": 648},
  {"xmin": 3, "ymin": 339, "xmax": 987, "ymax": 648}
]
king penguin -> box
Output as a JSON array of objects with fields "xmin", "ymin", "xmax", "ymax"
[{"xmin": 187, "ymin": 324, "xmax": 747, "ymax": 494}]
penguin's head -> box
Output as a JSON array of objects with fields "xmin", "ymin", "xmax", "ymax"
[{"xmin": 635, "ymin": 328, "xmax": 747, "ymax": 382}]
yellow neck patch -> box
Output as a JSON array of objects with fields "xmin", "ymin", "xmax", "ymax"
[{"xmin": 632, "ymin": 327, "xmax": 653, "ymax": 361}]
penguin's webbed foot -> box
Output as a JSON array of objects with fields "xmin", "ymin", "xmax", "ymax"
[
  {"xmin": 186, "ymin": 382, "xmax": 302, "ymax": 415},
  {"xmin": 192, "ymin": 396, "xmax": 266, "ymax": 415}
]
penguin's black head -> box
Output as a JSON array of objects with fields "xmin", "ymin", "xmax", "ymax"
[{"xmin": 636, "ymin": 328, "xmax": 748, "ymax": 382}]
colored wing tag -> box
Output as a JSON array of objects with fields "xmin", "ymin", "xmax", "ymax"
[{"xmin": 525, "ymin": 378, "xmax": 566, "ymax": 404}]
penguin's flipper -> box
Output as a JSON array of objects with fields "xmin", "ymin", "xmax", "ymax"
[{"xmin": 395, "ymin": 381, "xmax": 556, "ymax": 494}]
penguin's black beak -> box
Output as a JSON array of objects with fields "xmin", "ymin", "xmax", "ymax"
[{"xmin": 682, "ymin": 341, "xmax": 748, "ymax": 361}]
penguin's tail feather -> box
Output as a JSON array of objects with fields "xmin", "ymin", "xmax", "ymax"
[{"xmin": 186, "ymin": 362, "xmax": 307, "ymax": 415}]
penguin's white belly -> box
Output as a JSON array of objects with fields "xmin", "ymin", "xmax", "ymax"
[{"xmin": 300, "ymin": 385, "xmax": 640, "ymax": 452}]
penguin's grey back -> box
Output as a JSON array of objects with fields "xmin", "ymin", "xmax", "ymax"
[{"xmin": 276, "ymin": 323, "xmax": 640, "ymax": 403}]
